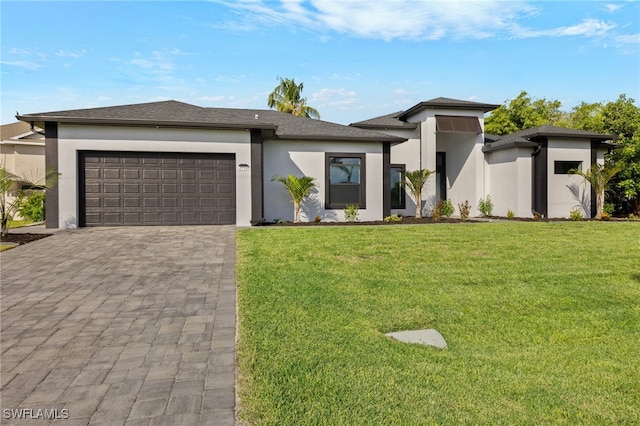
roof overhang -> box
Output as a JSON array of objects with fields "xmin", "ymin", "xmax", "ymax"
[
  {"xmin": 482, "ymin": 140, "xmax": 539, "ymax": 153},
  {"xmin": 265, "ymin": 134, "xmax": 408, "ymax": 145},
  {"xmin": 16, "ymin": 115, "xmax": 279, "ymax": 132},
  {"xmin": 397, "ymin": 100, "xmax": 499, "ymax": 120}
]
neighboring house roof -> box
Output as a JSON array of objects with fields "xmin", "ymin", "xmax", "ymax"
[
  {"xmin": 483, "ymin": 125, "xmax": 616, "ymax": 153},
  {"xmin": 17, "ymin": 100, "xmax": 406, "ymax": 144},
  {"xmin": 397, "ymin": 97, "xmax": 500, "ymax": 120},
  {"xmin": 0, "ymin": 121, "xmax": 44, "ymax": 142}
]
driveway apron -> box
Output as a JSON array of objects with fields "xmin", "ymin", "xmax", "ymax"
[{"xmin": 1, "ymin": 226, "xmax": 236, "ymax": 426}]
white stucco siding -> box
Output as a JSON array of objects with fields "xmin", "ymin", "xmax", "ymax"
[
  {"xmin": 486, "ymin": 148, "xmax": 532, "ymax": 217},
  {"xmin": 390, "ymin": 137, "xmax": 421, "ymax": 216},
  {"xmin": 56, "ymin": 125, "xmax": 252, "ymax": 227},
  {"xmin": 547, "ymin": 138, "xmax": 592, "ymax": 218},
  {"xmin": 397, "ymin": 109, "xmax": 486, "ymax": 217},
  {"xmin": 263, "ymin": 140, "xmax": 384, "ymax": 222},
  {"xmin": 436, "ymin": 132, "xmax": 485, "ymax": 216}
]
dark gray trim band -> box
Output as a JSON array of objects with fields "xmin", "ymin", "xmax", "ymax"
[
  {"xmin": 382, "ymin": 143, "xmax": 391, "ymax": 217},
  {"xmin": 44, "ymin": 122, "xmax": 59, "ymax": 228},
  {"xmin": 250, "ymin": 130, "xmax": 264, "ymax": 225},
  {"xmin": 590, "ymin": 140, "xmax": 598, "ymax": 218},
  {"xmin": 531, "ymin": 138, "xmax": 548, "ymax": 218}
]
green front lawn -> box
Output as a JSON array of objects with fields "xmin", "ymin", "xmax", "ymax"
[{"xmin": 236, "ymin": 222, "xmax": 640, "ymax": 425}]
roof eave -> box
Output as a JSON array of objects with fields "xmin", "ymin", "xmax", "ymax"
[
  {"xmin": 482, "ymin": 141, "xmax": 538, "ymax": 153},
  {"xmin": 16, "ymin": 115, "xmax": 279, "ymax": 131},
  {"xmin": 267, "ymin": 134, "xmax": 407, "ymax": 144},
  {"xmin": 350, "ymin": 123, "xmax": 418, "ymax": 130},
  {"xmin": 398, "ymin": 102, "xmax": 499, "ymax": 120}
]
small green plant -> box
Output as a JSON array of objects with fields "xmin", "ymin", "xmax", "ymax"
[
  {"xmin": 603, "ymin": 202, "xmax": 615, "ymax": 215},
  {"xmin": 569, "ymin": 208, "xmax": 583, "ymax": 221},
  {"xmin": 344, "ymin": 204, "xmax": 359, "ymax": 222},
  {"xmin": 506, "ymin": 209, "xmax": 515, "ymax": 219},
  {"xmin": 19, "ymin": 192, "xmax": 45, "ymax": 222},
  {"xmin": 273, "ymin": 218, "xmax": 284, "ymax": 224},
  {"xmin": 458, "ymin": 200, "xmax": 471, "ymax": 220},
  {"xmin": 478, "ymin": 195, "xmax": 494, "ymax": 217},
  {"xmin": 314, "ymin": 215, "xmax": 321, "ymax": 223},
  {"xmin": 441, "ymin": 199, "xmax": 454, "ymax": 217},
  {"xmin": 401, "ymin": 169, "xmax": 435, "ymax": 218},
  {"xmin": 630, "ymin": 213, "xmax": 638, "ymax": 221},
  {"xmin": 431, "ymin": 201, "xmax": 443, "ymax": 222},
  {"xmin": 271, "ymin": 174, "xmax": 317, "ymax": 223},
  {"xmin": 384, "ymin": 214, "xmax": 402, "ymax": 223},
  {"xmin": 600, "ymin": 212, "xmax": 611, "ymax": 221}
]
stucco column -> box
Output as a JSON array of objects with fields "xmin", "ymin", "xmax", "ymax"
[{"xmin": 421, "ymin": 118, "xmax": 437, "ymax": 214}]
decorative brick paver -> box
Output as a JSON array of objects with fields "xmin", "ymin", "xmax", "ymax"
[{"xmin": 1, "ymin": 226, "xmax": 236, "ymax": 425}]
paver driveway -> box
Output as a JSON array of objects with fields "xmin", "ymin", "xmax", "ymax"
[{"xmin": 1, "ymin": 226, "xmax": 236, "ymax": 426}]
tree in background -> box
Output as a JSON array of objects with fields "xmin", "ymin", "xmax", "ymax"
[
  {"xmin": 484, "ymin": 91, "xmax": 563, "ymax": 135},
  {"xmin": 567, "ymin": 95, "xmax": 640, "ymax": 214},
  {"xmin": 486, "ymin": 91, "xmax": 640, "ymax": 215},
  {"xmin": 401, "ymin": 169, "xmax": 435, "ymax": 219},
  {"xmin": 267, "ymin": 77, "xmax": 321, "ymax": 119}
]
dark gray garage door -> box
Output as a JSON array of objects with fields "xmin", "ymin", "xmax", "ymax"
[{"xmin": 80, "ymin": 151, "xmax": 235, "ymax": 226}]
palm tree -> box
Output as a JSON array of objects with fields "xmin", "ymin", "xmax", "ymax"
[
  {"xmin": 271, "ymin": 174, "xmax": 317, "ymax": 223},
  {"xmin": 267, "ymin": 77, "xmax": 321, "ymax": 119},
  {"xmin": 0, "ymin": 166, "xmax": 59, "ymax": 236},
  {"xmin": 569, "ymin": 163, "xmax": 622, "ymax": 219},
  {"xmin": 402, "ymin": 169, "xmax": 435, "ymax": 219}
]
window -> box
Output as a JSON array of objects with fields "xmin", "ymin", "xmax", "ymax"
[
  {"xmin": 554, "ymin": 161, "xmax": 582, "ymax": 174},
  {"xmin": 390, "ymin": 164, "xmax": 405, "ymax": 209},
  {"xmin": 325, "ymin": 153, "xmax": 366, "ymax": 208}
]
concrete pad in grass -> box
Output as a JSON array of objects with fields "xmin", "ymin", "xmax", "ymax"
[{"xmin": 386, "ymin": 329, "xmax": 447, "ymax": 348}]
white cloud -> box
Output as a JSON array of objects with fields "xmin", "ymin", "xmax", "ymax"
[
  {"xmin": 331, "ymin": 72, "xmax": 360, "ymax": 81},
  {"xmin": 196, "ymin": 95, "xmax": 227, "ymax": 102},
  {"xmin": 513, "ymin": 19, "xmax": 616, "ymax": 38},
  {"xmin": 616, "ymin": 33, "xmax": 640, "ymax": 43},
  {"xmin": 604, "ymin": 3, "xmax": 623, "ymax": 13},
  {"xmin": 0, "ymin": 60, "xmax": 41, "ymax": 71},
  {"xmin": 214, "ymin": 1, "xmax": 627, "ymax": 43},
  {"xmin": 129, "ymin": 51, "xmax": 175, "ymax": 72},
  {"xmin": 310, "ymin": 88, "xmax": 358, "ymax": 107},
  {"xmin": 213, "ymin": 0, "xmax": 537, "ymax": 40},
  {"xmin": 56, "ymin": 49, "xmax": 87, "ymax": 58},
  {"xmin": 215, "ymin": 75, "xmax": 246, "ymax": 83}
]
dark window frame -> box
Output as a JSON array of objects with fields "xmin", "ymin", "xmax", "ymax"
[
  {"xmin": 390, "ymin": 164, "xmax": 406, "ymax": 209},
  {"xmin": 554, "ymin": 161, "xmax": 582, "ymax": 174},
  {"xmin": 325, "ymin": 153, "xmax": 366, "ymax": 209}
]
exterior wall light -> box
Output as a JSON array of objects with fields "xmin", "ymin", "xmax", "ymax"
[{"xmin": 239, "ymin": 163, "xmax": 250, "ymax": 171}]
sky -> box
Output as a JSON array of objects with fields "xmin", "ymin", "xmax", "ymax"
[{"xmin": 1, "ymin": 0, "xmax": 639, "ymax": 126}]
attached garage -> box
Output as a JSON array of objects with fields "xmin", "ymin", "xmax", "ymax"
[{"xmin": 79, "ymin": 151, "xmax": 236, "ymax": 226}]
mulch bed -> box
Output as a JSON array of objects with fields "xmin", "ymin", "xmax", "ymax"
[
  {"xmin": 263, "ymin": 217, "xmax": 474, "ymax": 226},
  {"xmin": 1, "ymin": 233, "xmax": 52, "ymax": 245}
]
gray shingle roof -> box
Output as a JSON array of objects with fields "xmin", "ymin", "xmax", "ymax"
[
  {"xmin": 350, "ymin": 111, "xmax": 418, "ymax": 130},
  {"xmin": 1, "ymin": 121, "xmax": 43, "ymax": 140},
  {"xmin": 397, "ymin": 97, "xmax": 500, "ymax": 120},
  {"xmin": 17, "ymin": 100, "xmax": 405, "ymax": 143},
  {"xmin": 483, "ymin": 125, "xmax": 616, "ymax": 153}
]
